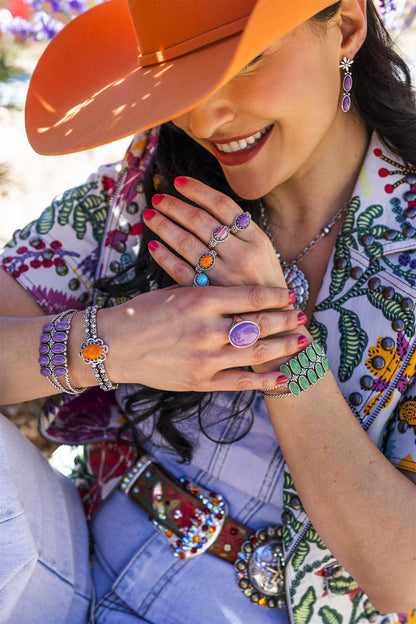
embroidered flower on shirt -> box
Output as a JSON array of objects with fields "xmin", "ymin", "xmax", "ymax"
[{"xmin": 363, "ymin": 334, "xmax": 416, "ymax": 414}]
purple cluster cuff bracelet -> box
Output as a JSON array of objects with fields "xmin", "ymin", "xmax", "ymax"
[{"xmin": 39, "ymin": 309, "xmax": 85, "ymax": 395}]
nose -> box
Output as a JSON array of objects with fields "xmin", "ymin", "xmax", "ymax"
[{"xmin": 186, "ymin": 86, "xmax": 237, "ymax": 139}]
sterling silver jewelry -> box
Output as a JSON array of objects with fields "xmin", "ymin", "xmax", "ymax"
[
  {"xmin": 208, "ymin": 224, "xmax": 230, "ymax": 249},
  {"xmin": 80, "ymin": 305, "xmax": 119, "ymax": 391},
  {"xmin": 259, "ymin": 200, "xmax": 348, "ymax": 311},
  {"xmin": 229, "ymin": 316, "xmax": 260, "ymax": 349},
  {"xmin": 339, "ymin": 56, "xmax": 354, "ymax": 113}
]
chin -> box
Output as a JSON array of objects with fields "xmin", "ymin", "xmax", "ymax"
[{"xmin": 224, "ymin": 174, "xmax": 275, "ymax": 201}]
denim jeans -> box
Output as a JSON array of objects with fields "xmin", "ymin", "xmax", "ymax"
[{"xmin": 0, "ymin": 415, "xmax": 91, "ymax": 623}]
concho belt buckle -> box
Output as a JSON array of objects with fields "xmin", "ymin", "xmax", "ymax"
[{"xmin": 235, "ymin": 525, "xmax": 286, "ymax": 609}]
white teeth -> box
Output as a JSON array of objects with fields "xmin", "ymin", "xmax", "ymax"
[
  {"xmin": 221, "ymin": 143, "xmax": 232, "ymax": 153},
  {"xmin": 215, "ymin": 126, "xmax": 270, "ymax": 153}
]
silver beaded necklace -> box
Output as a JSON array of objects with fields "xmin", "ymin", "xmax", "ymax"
[{"xmin": 259, "ymin": 199, "xmax": 349, "ymax": 311}]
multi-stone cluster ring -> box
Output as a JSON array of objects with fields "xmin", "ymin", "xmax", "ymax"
[{"xmin": 193, "ymin": 211, "xmax": 253, "ymax": 288}]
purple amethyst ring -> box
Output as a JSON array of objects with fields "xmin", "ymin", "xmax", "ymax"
[
  {"xmin": 229, "ymin": 316, "xmax": 260, "ymax": 349},
  {"xmin": 230, "ymin": 211, "xmax": 252, "ymax": 234}
]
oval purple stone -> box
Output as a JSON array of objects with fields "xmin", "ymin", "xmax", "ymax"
[
  {"xmin": 236, "ymin": 213, "xmax": 251, "ymax": 230},
  {"xmin": 52, "ymin": 343, "xmax": 66, "ymax": 353},
  {"xmin": 229, "ymin": 320, "xmax": 260, "ymax": 348},
  {"xmin": 40, "ymin": 333, "xmax": 50, "ymax": 343},
  {"xmin": 343, "ymin": 74, "xmax": 352, "ymax": 92},
  {"xmin": 52, "ymin": 331, "xmax": 67, "ymax": 342},
  {"xmin": 54, "ymin": 366, "xmax": 67, "ymax": 376},
  {"xmin": 40, "ymin": 367, "xmax": 51, "ymax": 377},
  {"xmin": 39, "ymin": 344, "xmax": 49, "ymax": 354},
  {"xmin": 42, "ymin": 322, "xmax": 53, "ymax": 331},
  {"xmin": 55, "ymin": 322, "xmax": 69, "ymax": 331},
  {"xmin": 342, "ymin": 95, "xmax": 351, "ymax": 113},
  {"xmin": 52, "ymin": 354, "xmax": 66, "ymax": 365},
  {"xmin": 38, "ymin": 356, "xmax": 49, "ymax": 366}
]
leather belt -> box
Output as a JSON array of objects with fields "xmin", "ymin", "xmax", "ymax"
[{"xmin": 119, "ymin": 455, "xmax": 286, "ymax": 609}]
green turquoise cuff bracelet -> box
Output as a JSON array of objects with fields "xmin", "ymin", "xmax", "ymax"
[{"xmin": 263, "ymin": 341, "xmax": 329, "ymax": 398}]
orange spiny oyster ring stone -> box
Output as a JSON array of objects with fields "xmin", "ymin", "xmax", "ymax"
[
  {"xmin": 195, "ymin": 250, "xmax": 217, "ymax": 273},
  {"xmin": 80, "ymin": 338, "xmax": 108, "ymax": 365}
]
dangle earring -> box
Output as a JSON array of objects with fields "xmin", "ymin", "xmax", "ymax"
[{"xmin": 339, "ymin": 56, "xmax": 354, "ymax": 113}]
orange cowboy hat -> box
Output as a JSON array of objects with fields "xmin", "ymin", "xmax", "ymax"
[{"xmin": 25, "ymin": 0, "xmax": 335, "ymax": 155}]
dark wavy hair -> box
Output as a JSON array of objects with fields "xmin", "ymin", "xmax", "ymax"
[{"xmin": 97, "ymin": 1, "xmax": 416, "ymax": 462}]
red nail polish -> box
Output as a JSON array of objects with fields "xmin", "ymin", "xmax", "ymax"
[
  {"xmin": 288, "ymin": 291, "xmax": 296, "ymax": 304},
  {"xmin": 276, "ymin": 374, "xmax": 288, "ymax": 385},
  {"xmin": 297, "ymin": 312, "xmax": 307, "ymax": 326},
  {"xmin": 298, "ymin": 336, "xmax": 309, "ymax": 349},
  {"xmin": 143, "ymin": 208, "xmax": 156, "ymax": 220},
  {"xmin": 152, "ymin": 194, "xmax": 165, "ymax": 205},
  {"xmin": 148, "ymin": 241, "xmax": 159, "ymax": 251},
  {"xmin": 175, "ymin": 176, "xmax": 188, "ymax": 187}
]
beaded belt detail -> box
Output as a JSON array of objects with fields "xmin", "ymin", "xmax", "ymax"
[{"xmin": 119, "ymin": 456, "xmax": 285, "ymax": 609}]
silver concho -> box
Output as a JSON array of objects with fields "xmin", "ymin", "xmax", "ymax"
[
  {"xmin": 234, "ymin": 525, "xmax": 285, "ymax": 609},
  {"xmin": 282, "ymin": 264, "xmax": 309, "ymax": 312}
]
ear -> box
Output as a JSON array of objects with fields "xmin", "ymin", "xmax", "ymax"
[{"xmin": 338, "ymin": 0, "xmax": 367, "ymax": 59}]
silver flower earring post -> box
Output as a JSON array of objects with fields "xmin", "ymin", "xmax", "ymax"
[{"xmin": 339, "ymin": 56, "xmax": 354, "ymax": 113}]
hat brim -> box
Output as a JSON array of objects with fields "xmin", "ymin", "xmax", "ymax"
[{"xmin": 25, "ymin": 0, "xmax": 333, "ymax": 155}]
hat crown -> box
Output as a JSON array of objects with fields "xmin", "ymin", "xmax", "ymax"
[{"xmin": 128, "ymin": 0, "xmax": 256, "ymax": 66}]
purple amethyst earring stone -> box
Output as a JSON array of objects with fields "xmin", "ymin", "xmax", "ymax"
[
  {"xmin": 343, "ymin": 73, "xmax": 352, "ymax": 92},
  {"xmin": 229, "ymin": 320, "xmax": 260, "ymax": 348},
  {"xmin": 342, "ymin": 94, "xmax": 351, "ymax": 113}
]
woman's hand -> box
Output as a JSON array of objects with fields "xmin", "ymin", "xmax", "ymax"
[
  {"xmin": 97, "ymin": 284, "xmax": 305, "ymax": 392},
  {"xmin": 143, "ymin": 176, "xmax": 287, "ymax": 288}
]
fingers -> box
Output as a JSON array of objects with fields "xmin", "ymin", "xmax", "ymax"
[
  {"xmin": 144, "ymin": 206, "xmax": 209, "ymax": 272},
  {"xmin": 173, "ymin": 176, "xmax": 255, "ymax": 240},
  {"xmin": 147, "ymin": 240, "xmax": 195, "ymax": 286},
  {"xmin": 218, "ymin": 333, "xmax": 308, "ymax": 369},
  {"xmin": 209, "ymin": 369, "xmax": 290, "ymax": 393},
  {"xmin": 150, "ymin": 192, "xmax": 218, "ymax": 245},
  {"xmin": 210, "ymin": 284, "xmax": 295, "ymax": 315}
]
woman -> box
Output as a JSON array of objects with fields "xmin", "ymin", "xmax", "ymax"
[{"xmin": 0, "ymin": 0, "xmax": 415, "ymax": 622}]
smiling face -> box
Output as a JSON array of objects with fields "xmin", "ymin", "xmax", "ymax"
[{"xmin": 172, "ymin": 15, "xmax": 363, "ymax": 200}]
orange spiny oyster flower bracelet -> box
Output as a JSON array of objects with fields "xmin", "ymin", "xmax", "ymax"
[{"xmin": 79, "ymin": 305, "xmax": 119, "ymax": 391}]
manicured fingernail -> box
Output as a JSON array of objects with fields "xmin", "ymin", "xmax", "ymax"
[
  {"xmin": 297, "ymin": 312, "xmax": 307, "ymax": 326},
  {"xmin": 298, "ymin": 336, "xmax": 309, "ymax": 348},
  {"xmin": 276, "ymin": 374, "xmax": 288, "ymax": 385},
  {"xmin": 148, "ymin": 241, "xmax": 159, "ymax": 251},
  {"xmin": 152, "ymin": 194, "xmax": 165, "ymax": 205},
  {"xmin": 143, "ymin": 208, "xmax": 156, "ymax": 220},
  {"xmin": 288, "ymin": 291, "xmax": 296, "ymax": 304},
  {"xmin": 175, "ymin": 176, "xmax": 188, "ymax": 187}
]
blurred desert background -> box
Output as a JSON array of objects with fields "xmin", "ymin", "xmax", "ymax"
[{"xmin": 1, "ymin": 27, "xmax": 416, "ymax": 453}]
